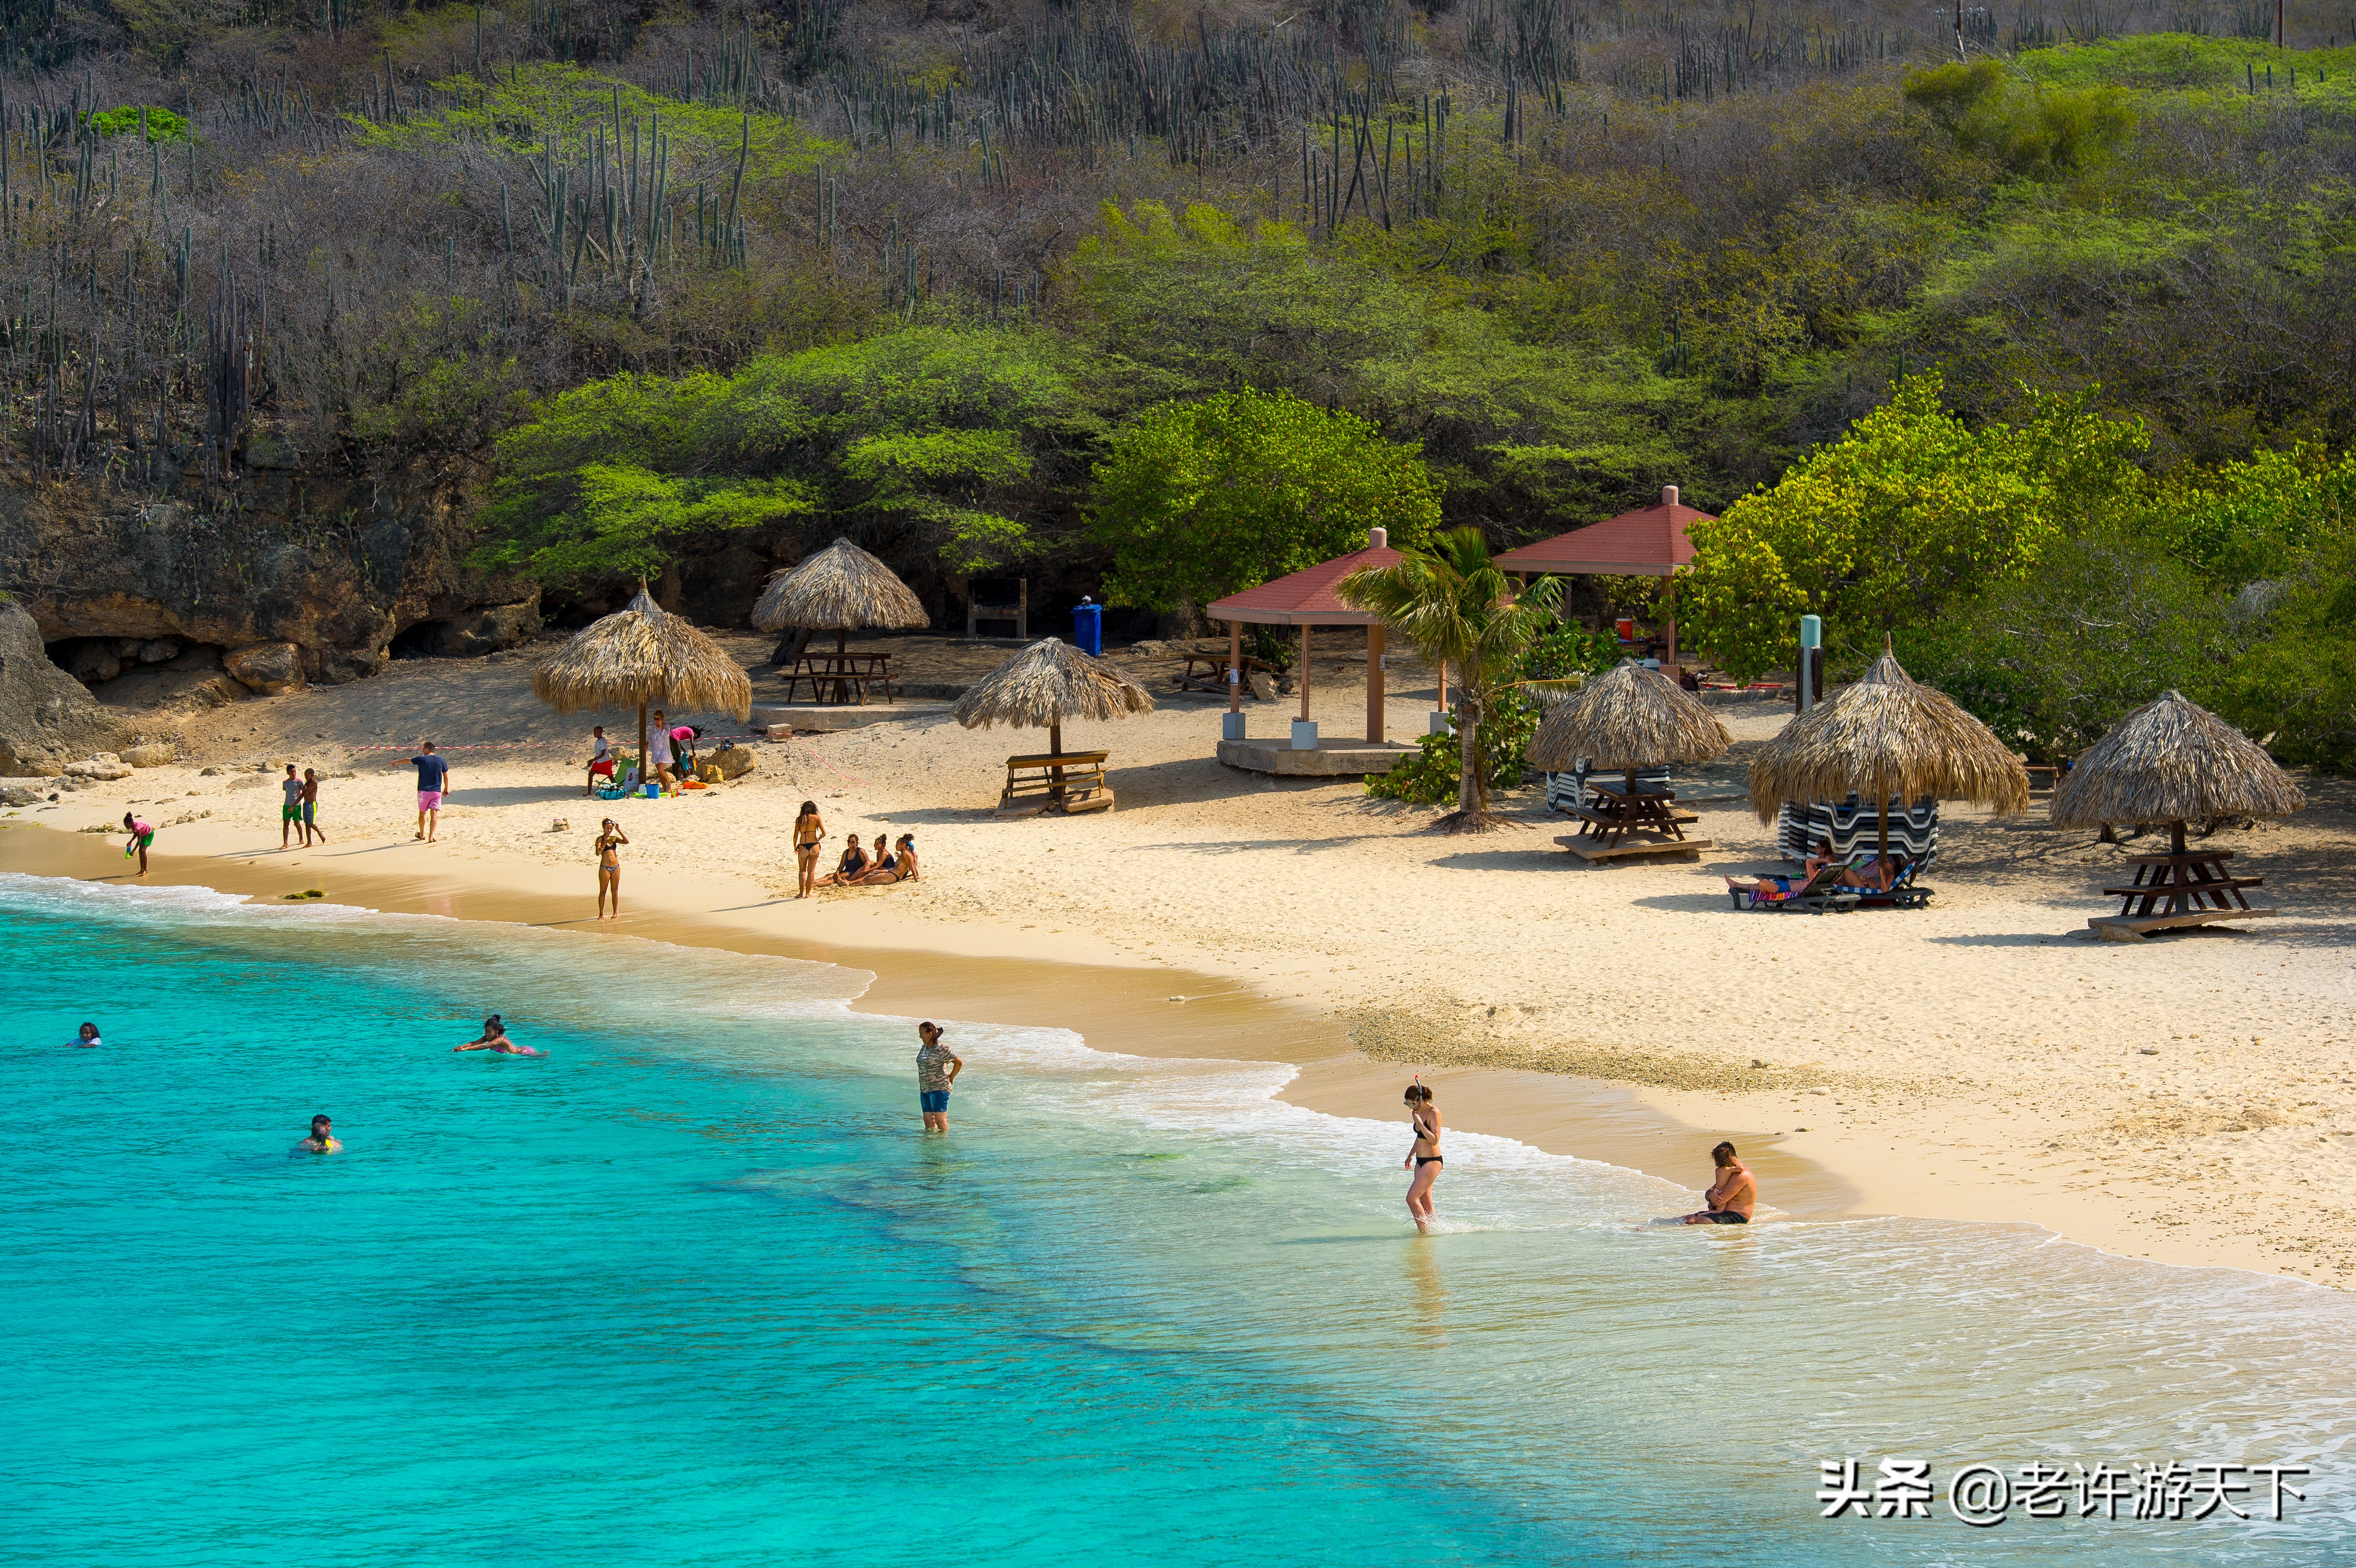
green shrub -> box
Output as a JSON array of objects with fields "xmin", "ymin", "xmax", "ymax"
[{"xmin": 85, "ymin": 105, "xmax": 189, "ymax": 143}]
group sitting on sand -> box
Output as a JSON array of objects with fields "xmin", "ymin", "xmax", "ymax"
[{"xmin": 793, "ymin": 801, "xmax": 919, "ymax": 896}]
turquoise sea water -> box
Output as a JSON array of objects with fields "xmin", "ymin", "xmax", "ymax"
[{"xmin": 2, "ymin": 871, "xmax": 2351, "ymax": 1567}]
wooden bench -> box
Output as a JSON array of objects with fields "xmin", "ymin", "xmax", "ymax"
[{"xmin": 1000, "ymin": 750, "xmax": 1112, "ymax": 816}]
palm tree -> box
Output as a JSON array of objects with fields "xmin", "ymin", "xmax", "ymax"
[{"xmin": 1338, "ymin": 527, "xmax": 1566, "ymax": 832}]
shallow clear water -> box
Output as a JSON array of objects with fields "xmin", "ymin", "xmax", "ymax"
[{"xmin": 2, "ymin": 872, "xmax": 2350, "ymax": 1566}]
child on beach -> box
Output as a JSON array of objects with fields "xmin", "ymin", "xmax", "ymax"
[
  {"xmin": 595, "ymin": 819, "xmax": 628, "ymax": 920},
  {"xmin": 793, "ymin": 802, "xmax": 825, "ymax": 897},
  {"xmin": 280, "ymin": 764, "xmax": 303, "ymax": 848},
  {"xmin": 121, "ymin": 813, "xmax": 153, "ymax": 876},
  {"xmin": 916, "ymin": 1022, "xmax": 961, "ymax": 1131},
  {"xmin": 300, "ymin": 768, "xmax": 325, "ymax": 845},
  {"xmin": 1403, "ymin": 1081, "xmax": 1443, "ymax": 1233},
  {"xmin": 585, "ymin": 727, "xmax": 616, "ymax": 796}
]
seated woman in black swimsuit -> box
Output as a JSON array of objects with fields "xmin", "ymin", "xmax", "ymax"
[{"xmin": 812, "ymin": 833, "xmax": 869, "ymax": 889}]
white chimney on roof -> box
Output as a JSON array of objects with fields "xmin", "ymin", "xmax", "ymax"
[
  {"xmin": 1662, "ymin": 485, "xmax": 1680, "ymax": 509},
  {"xmin": 1368, "ymin": 527, "xmax": 1388, "ymax": 549}
]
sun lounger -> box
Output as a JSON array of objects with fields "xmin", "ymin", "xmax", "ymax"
[
  {"xmin": 1854, "ymin": 857, "xmax": 1933, "ymax": 910},
  {"xmin": 1726, "ymin": 862, "xmax": 1858, "ymax": 913}
]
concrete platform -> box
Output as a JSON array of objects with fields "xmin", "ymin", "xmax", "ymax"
[
  {"xmin": 2090, "ymin": 908, "xmax": 2275, "ymax": 942},
  {"xmin": 1557, "ymin": 832, "xmax": 1714, "ymax": 862},
  {"xmin": 1216, "ymin": 737, "xmax": 1418, "ymax": 776},
  {"xmin": 752, "ymin": 703, "xmax": 943, "ymax": 735}
]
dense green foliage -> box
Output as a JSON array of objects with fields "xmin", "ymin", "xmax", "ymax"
[
  {"xmin": 17, "ymin": 0, "xmax": 2356, "ymax": 765},
  {"xmin": 477, "ymin": 326, "xmax": 1086, "ymax": 582},
  {"xmin": 1090, "ymin": 386, "xmax": 1440, "ymax": 613}
]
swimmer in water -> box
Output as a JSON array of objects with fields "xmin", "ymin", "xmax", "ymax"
[
  {"xmin": 295, "ymin": 1114, "xmax": 341, "ymax": 1154},
  {"xmin": 454, "ymin": 1014, "xmax": 543, "ymax": 1056},
  {"xmin": 71, "ymin": 1022, "xmax": 100, "ymax": 1048}
]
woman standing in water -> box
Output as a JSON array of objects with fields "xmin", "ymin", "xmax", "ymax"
[
  {"xmin": 792, "ymin": 801, "xmax": 825, "ymax": 897},
  {"xmin": 1403, "ymin": 1081, "xmax": 1442, "ymax": 1232}
]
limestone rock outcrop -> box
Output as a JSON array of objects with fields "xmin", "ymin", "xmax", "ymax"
[
  {"xmin": 224, "ymin": 641, "xmax": 306, "ymax": 695},
  {"xmin": 0, "ymin": 598, "xmax": 130, "ymax": 775}
]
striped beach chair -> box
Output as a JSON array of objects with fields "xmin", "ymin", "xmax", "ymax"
[
  {"xmin": 1546, "ymin": 761, "xmax": 1673, "ymax": 816},
  {"xmin": 1775, "ymin": 796, "xmax": 1941, "ymax": 868}
]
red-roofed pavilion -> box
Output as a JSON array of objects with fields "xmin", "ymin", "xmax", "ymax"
[
  {"xmin": 1495, "ymin": 485, "xmax": 1712, "ymax": 673},
  {"xmin": 1207, "ymin": 527, "xmax": 1400, "ymax": 745}
]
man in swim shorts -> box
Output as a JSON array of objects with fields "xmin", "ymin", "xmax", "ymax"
[
  {"xmin": 299, "ymin": 768, "xmax": 326, "ymax": 846},
  {"xmin": 1676, "ymin": 1141, "xmax": 1755, "ymax": 1224},
  {"xmin": 280, "ymin": 763, "xmax": 303, "ymax": 848},
  {"xmin": 388, "ymin": 743, "xmax": 451, "ymax": 842},
  {"xmin": 916, "ymin": 1022, "xmax": 961, "ymax": 1132},
  {"xmin": 296, "ymin": 1114, "xmax": 341, "ymax": 1154}
]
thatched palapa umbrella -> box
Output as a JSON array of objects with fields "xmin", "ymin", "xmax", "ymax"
[
  {"xmin": 1529, "ymin": 660, "xmax": 1731, "ymax": 789},
  {"xmin": 953, "ymin": 637, "xmax": 1154, "ymax": 794},
  {"xmin": 1748, "ymin": 641, "xmax": 2029, "ymax": 858},
  {"xmin": 2051, "ymin": 690, "xmax": 2304, "ymax": 855},
  {"xmin": 534, "ymin": 586, "xmax": 752, "ymax": 790},
  {"xmin": 752, "ymin": 537, "xmax": 929, "ymax": 658}
]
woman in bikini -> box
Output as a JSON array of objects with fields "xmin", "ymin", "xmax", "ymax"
[
  {"xmin": 792, "ymin": 801, "xmax": 825, "ymax": 897},
  {"xmin": 595, "ymin": 819, "xmax": 628, "ymax": 920},
  {"xmin": 1403, "ymin": 1081, "xmax": 1443, "ymax": 1233}
]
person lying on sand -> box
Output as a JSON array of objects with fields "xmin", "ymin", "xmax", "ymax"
[
  {"xmin": 812, "ymin": 834, "xmax": 869, "ymax": 889},
  {"xmin": 454, "ymin": 1015, "xmax": 543, "ymax": 1056},
  {"xmin": 1663, "ymin": 1141, "xmax": 1754, "ymax": 1225},
  {"xmin": 295, "ymin": 1114, "xmax": 341, "ymax": 1154}
]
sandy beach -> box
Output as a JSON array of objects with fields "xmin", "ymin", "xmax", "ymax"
[{"xmin": 16, "ymin": 630, "xmax": 2356, "ymax": 1286}]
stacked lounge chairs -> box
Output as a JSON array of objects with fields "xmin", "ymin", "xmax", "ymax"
[{"xmin": 1547, "ymin": 761, "xmax": 1673, "ymax": 816}]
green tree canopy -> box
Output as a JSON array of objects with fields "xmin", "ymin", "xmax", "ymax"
[
  {"xmin": 1681, "ymin": 373, "xmax": 2150, "ymax": 681},
  {"xmin": 1090, "ymin": 387, "xmax": 1441, "ymax": 614},
  {"xmin": 476, "ymin": 325, "xmax": 1089, "ymax": 585}
]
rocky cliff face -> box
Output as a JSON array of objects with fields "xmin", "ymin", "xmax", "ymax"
[
  {"xmin": 0, "ymin": 596, "xmax": 129, "ymax": 774},
  {"xmin": 0, "ymin": 451, "xmax": 541, "ymax": 692}
]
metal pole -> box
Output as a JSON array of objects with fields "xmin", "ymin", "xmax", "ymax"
[{"xmin": 1300, "ymin": 625, "xmax": 1311, "ymax": 722}]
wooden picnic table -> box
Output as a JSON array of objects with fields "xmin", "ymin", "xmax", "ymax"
[
  {"xmin": 1000, "ymin": 749, "xmax": 1112, "ymax": 815},
  {"xmin": 2101, "ymin": 848, "xmax": 2263, "ymax": 918},
  {"xmin": 1176, "ymin": 652, "xmax": 1276, "ymax": 694},
  {"xmin": 1571, "ymin": 780, "xmax": 1695, "ymax": 850},
  {"xmin": 782, "ymin": 651, "xmax": 896, "ymax": 706}
]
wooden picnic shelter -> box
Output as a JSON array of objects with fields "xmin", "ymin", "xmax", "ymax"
[
  {"xmin": 2050, "ymin": 690, "xmax": 2305, "ymax": 942},
  {"xmin": 1747, "ymin": 641, "xmax": 2028, "ymax": 873},
  {"xmin": 752, "ymin": 537, "xmax": 928, "ymax": 705},
  {"xmin": 951, "ymin": 635, "xmax": 1155, "ymax": 816},
  {"xmin": 1494, "ymin": 485, "xmax": 1710, "ymax": 673},
  {"xmin": 1205, "ymin": 527, "xmax": 1401, "ymax": 747},
  {"xmin": 1529, "ymin": 660, "xmax": 1731, "ymax": 861},
  {"xmin": 533, "ymin": 586, "xmax": 753, "ymax": 793}
]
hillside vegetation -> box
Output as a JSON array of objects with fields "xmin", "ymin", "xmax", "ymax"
[{"xmin": 4, "ymin": 0, "xmax": 2355, "ymax": 760}]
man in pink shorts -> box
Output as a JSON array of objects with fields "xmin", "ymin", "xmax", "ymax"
[{"xmin": 387, "ymin": 742, "xmax": 452, "ymax": 842}]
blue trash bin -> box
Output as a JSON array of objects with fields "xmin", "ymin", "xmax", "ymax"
[{"xmin": 1072, "ymin": 597, "xmax": 1103, "ymax": 656}]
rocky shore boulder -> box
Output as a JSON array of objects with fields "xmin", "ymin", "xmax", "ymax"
[
  {"xmin": 0, "ymin": 598, "xmax": 130, "ymax": 775},
  {"xmin": 224, "ymin": 641, "xmax": 306, "ymax": 695}
]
